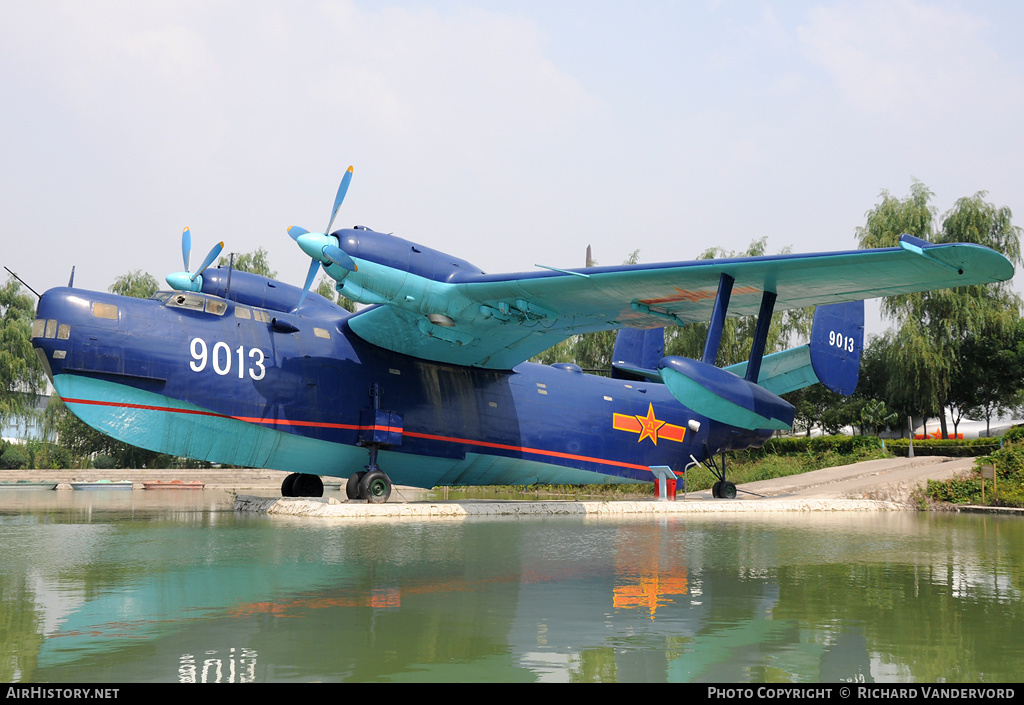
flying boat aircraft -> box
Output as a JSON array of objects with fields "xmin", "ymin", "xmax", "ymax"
[{"xmin": 29, "ymin": 168, "xmax": 1015, "ymax": 501}]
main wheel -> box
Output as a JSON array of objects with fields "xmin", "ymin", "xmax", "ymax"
[
  {"xmin": 358, "ymin": 469, "xmax": 392, "ymax": 504},
  {"xmin": 346, "ymin": 471, "xmax": 366, "ymax": 500},
  {"xmin": 281, "ymin": 473, "xmax": 299, "ymax": 497},
  {"xmin": 719, "ymin": 481, "xmax": 737, "ymax": 500},
  {"xmin": 292, "ymin": 473, "xmax": 324, "ymax": 498},
  {"xmin": 711, "ymin": 481, "xmax": 722, "ymax": 499}
]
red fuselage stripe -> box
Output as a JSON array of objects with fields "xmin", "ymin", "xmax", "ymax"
[{"xmin": 61, "ymin": 397, "xmax": 650, "ymax": 472}]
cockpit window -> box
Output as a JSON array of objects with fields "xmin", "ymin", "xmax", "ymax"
[
  {"xmin": 205, "ymin": 299, "xmax": 227, "ymax": 316},
  {"xmin": 164, "ymin": 292, "xmax": 227, "ymax": 316},
  {"xmin": 167, "ymin": 293, "xmax": 205, "ymax": 311}
]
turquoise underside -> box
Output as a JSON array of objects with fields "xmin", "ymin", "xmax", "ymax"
[
  {"xmin": 54, "ymin": 374, "xmax": 635, "ymax": 488},
  {"xmin": 659, "ymin": 367, "xmax": 791, "ymax": 432}
]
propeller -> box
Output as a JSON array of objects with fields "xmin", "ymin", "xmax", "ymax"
[
  {"xmin": 166, "ymin": 227, "xmax": 224, "ymax": 292},
  {"xmin": 290, "ymin": 166, "xmax": 358, "ymax": 311}
]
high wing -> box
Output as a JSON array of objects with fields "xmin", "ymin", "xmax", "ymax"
[{"xmin": 340, "ymin": 234, "xmax": 1013, "ymax": 370}]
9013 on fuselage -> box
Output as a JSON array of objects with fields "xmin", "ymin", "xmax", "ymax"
[{"xmin": 32, "ymin": 266, "xmax": 759, "ymax": 496}]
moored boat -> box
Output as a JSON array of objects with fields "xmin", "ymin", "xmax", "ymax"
[
  {"xmin": 70, "ymin": 480, "xmax": 134, "ymax": 490},
  {"xmin": 142, "ymin": 480, "xmax": 205, "ymax": 490},
  {"xmin": 0, "ymin": 481, "xmax": 58, "ymax": 490}
]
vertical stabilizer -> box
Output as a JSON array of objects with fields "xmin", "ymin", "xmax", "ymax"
[
  {"xmin": 809, "ymin": 300, "xmax": 864, "ymax": 395},
  {"xmin": 611, "ymin": 328, "xmax": 665, "ymax": 380}
]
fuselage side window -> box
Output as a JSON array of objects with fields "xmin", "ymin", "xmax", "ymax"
[
  {"xmin": 235, "ymin": 306, "xmax": 252, "ymax": 320},
  {"xmin": 91, "ymin": 303, "xmax": 118, "ymax": 320}
]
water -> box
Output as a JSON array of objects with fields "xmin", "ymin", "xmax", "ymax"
[{"xmin": 1, "ymin": 489, "xmax": 1022, "ymax": 683}]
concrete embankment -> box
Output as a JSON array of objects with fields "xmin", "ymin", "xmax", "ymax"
[{"xmin": 234, "ymin": 494, "xmax": 910, "ymax": 518}]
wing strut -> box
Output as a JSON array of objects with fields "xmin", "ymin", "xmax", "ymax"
[
  {"xmin": 744, "ymin": 290, "xmax": 777, "ymax": 383},
  {"xmin": 701, "ymin": 273, "xmax": 734, "ymax": 365}
]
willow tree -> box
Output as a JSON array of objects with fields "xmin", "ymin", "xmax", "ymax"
[
  {"xmin": 0, "ymin": 276, "xmax": 44, "ymax": 433},
  {"xmin": 858, "ymin": 186, "xmax": 1023, "ymax": 438},
  {"xmin": 220, "ymin": 248, "xmax": 277, "ymax": 279},
  {"xmin": 109, "ymin": 270, "xmax": 159, "ymax": 299}
]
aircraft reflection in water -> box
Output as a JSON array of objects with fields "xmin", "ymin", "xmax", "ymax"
[
  {"xmin": 178, "ymin": 648, "xmax": 256, "ymax": 684},
  {"xmin": 29, "ymin": 167, "xmax": 1015, "ymax": 500},
  {"xmin": 17, "ymin": 511, "xmax": 1023, "ymax": 683}
]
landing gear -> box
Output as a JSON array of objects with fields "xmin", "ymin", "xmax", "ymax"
[
  {"xmin": 344, "ymin": 468, "xmax": 392, "ymax": 503},
  {"xmin": 281, "ymin": 472, "xmax": 324, "ymax": 498},
  {"xmin": 699, "ymin": 447, "xmax": 740, "ymax": 500},
  {"xmin": 344, "ymin": 382, "xmax": 399, "ymax": 503},
  {"xmin": 712, "ymin": 480, "xmax": 737, "ymax": 500}
]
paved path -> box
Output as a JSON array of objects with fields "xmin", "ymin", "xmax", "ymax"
[{"xmin": 684, "ymin": 456, "xmax": 975, "ymax": 503}]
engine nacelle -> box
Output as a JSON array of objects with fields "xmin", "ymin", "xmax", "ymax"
[
  {"xmin": 658, "ymin": 356, "xmax": 796, "ymax": 431},
  {"xmin": 324, "ymin": 227, "xmax": 486, "ymax": 313}
]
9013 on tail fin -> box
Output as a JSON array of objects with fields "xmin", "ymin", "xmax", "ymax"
[{"xmin": 808, "ymin": 300, "xmax": 864, "ymax": 396}]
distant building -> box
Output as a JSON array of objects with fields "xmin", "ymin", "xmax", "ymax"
[{"xmin": 1, "ymin": 391, "xmax": 50, "ymax": 444}]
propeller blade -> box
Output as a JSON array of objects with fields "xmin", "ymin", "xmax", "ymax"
[
  {"xmin": 182, "ymin": 227, "xmax": 192, "ymax": 270},
  {"xmin": 325, "ymin": 166, "xmax": 354, "ymax": 235},
  {"xmin": 323, "ymin": 244, "xmax": 357, "ymax": 272},
  {"xmin": 287, "ymin": 225, "xmax": 309, "ymax": 241},
  {"xmin": 190, "ymin": 241, "xmax": 224, "ymax": 282},
  {"xmin": 296, "ymin": 258, "xmax": 321, "ymax": 311}
]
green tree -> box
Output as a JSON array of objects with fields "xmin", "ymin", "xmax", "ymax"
[
  {"xmin": 221, "ymin": 248, "xmax": 277, "ymax": 278},
  {"xmin": 950, "ymin": 317, "xmax": 1024, "ymax": 436},
  {"xmin": 0, "ymin": 276, "xmax": 44, "ymax": 435},
  {"xmin": 109, "ymin": 270, "xmax": 159, "ymax": 298},
  {"xmin": 857, "ymin": 185, "xmax": 1023, "ymax": 438}
]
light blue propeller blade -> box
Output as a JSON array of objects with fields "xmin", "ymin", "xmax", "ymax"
[
  {"xmin": 182, "ymin": 227, "xmax": 192, "ymax": 270},
  {"xmin": 287, "ymin": 225, "xmax": 309, "ymax": 241},
  {"xmin": 296, "ymin": 258, "xmax": 321, "ymax": 311},
  {"xmin": 324, "ymin": 244, "xmax": 357, "ymax": 272},
  {"xmin": 190, "ymin": 241, "xmax": 224, "ymax": 282},
  {"xmin": 325, "ymin": 166, "xmax": 353, "ymax": 235}
]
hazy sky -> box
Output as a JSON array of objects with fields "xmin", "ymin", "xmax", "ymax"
[{"xmin": 3, "ymin": 0, "xmax": 1023, "ymax": 336}]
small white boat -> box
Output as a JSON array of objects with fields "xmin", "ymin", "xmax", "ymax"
[{"xmin": 70, "ymin": 480, "xmax": 134, "ymax": 490}]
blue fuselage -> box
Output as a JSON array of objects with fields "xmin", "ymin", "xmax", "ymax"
[{"xmin": 31, "ymin": 277, "xmax": 771, "ymax": 487}]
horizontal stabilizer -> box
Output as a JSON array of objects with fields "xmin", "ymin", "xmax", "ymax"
[{"xmin": 725, "ymin": 300, "xmax": 864, "ymax": 397}]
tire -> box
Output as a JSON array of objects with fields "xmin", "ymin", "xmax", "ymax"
[
  {"xmin": 711, "ymin": 481, "xmax": 722, "ymax": 499},
  {"xmin": 358, "ymin": 469, "xmax": 392, "ymax": 504},
  {"xmin": 719, "ymin": 481, "xmax": 737, "ymax": 500},
  {"xmin": 346, "ymin": 472, "xmax": 366, "ymax": 500},
  {"xmin": 292, "ymin": 473, "xmax": 324, "ymax": 498},
  {"xmin": 281, "ymin": 473, "xmax": 299, "ymax": 497}
]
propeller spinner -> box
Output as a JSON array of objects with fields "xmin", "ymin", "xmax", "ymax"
[
  {"xmin": 290, "ymin": 166, "xmax": 358, "ymax": 311},
  {"xmin": 166, "ymin": 227, "xmax": 224, "ymax": 292}
]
